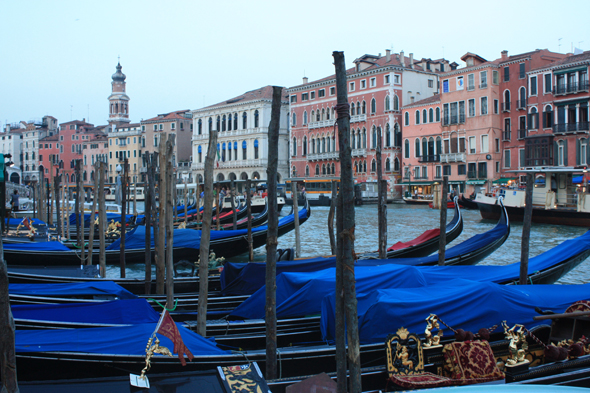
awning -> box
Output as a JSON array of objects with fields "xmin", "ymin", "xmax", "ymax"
[
  {"xmin": 466, "ymin": 180, "xmax": 486, "ymax": 185},
  {"xmin": 554, "ymin": 66, "xmax": 588, "ymax": 75},
  {"xmin": 492, "ymin": 177, "xmax": 518, "ymax": 184},
  {"xmin": 448, "ymin": 180, "xmax": 465, "ymax": 185},
  {"xmin": 398, "ymin": 181, "xmax": 434, "ymax": 186}
]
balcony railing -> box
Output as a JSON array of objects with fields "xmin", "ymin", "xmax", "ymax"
[
  {"xmin": 516, "ymin": 99, "xmax": 527, "ymax": 110},
  {"xmin": 480, "ymin": 82, "xmax": 488, "ymax": 89},
  {"xmin": 418, "ymin": 154, "xmax": 440, "ymax": 163},
  {"xmin": 553, "ymin": 81, "xmax": 590, "ymax": 95},
  {"xmin": 468, "ymin": 170, "xmax": 487, "ymax": 179},
  {"xmin": 517, "ymin": 129, "xmax": 528, "ymax": 139},
  {"xmin": 307, "ymin": 151, "xmax": 339, "ymax": 161},
  {"xmin": 502, "ymin": 131, "xmax": 511, "ymax": 141},
  {"xmin": 351, "ymin": 114, "xmax": 367, "ymax": 123},
  {"xmin": 351, "ymin": 148, "xmax": 367, "ymax": 157},
  {"xmin": 502, "ymin": 101, "xmax": 511, "ymax": 112},
  {"xmin": 552, "ymin": 122, "xmax": 590, "ymax": 133},
  {"xmin": 440, "ymin": 152, "xmax": 466, "ymax": 163},
  {"xmin": 442, "ymin": 114, "xmax": 466, "ymax": 126},
  {"xmin": 467, "ymin": 84, "xmax": 475, "ymax": 91}
]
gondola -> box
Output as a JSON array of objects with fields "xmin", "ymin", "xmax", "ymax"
[
  {"xmin": 458, "ymin": 193, "xmax": 479, "ymax": 209},
  {"xmin": 12, "ymin": 282, "xmax": 590, "ymax": 382},
  {"xmin": 2, "ymin": 201, "xmax": 310, "ymax": 266}
]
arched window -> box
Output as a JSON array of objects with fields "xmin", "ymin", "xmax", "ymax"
[
  {"xmin": 292, "ymin": 137, "xmax": 297, "ymax": 156},
  {"xmin": 405, "ymin": 112, "xmax": 410, "ymax": 126},
  {"xmin": 292, "ymin": 113, "xmax": 297, "ymax": 127},
  {"xmin": 385, "ymin": 158, "xmax": 391, "ymax": 171},
  {"xmin": 222, "ymin": 142, "xmax": 226, "ymax": 161},
  {"xmin": 321, "ymin": 108, "xmax": 325, "ymax": 120},
  {"xmin": 404, "ymin": 139, "xmax": 410, "ymax": 158},
  {"xmin": 422, "ymin": 109, "xmax": 427, "ymax": 123},
  {"xmin": 504, "ymin": 90, "xmax": 511, "ymax": 109},
  {"xmin": 292, "ymin": 166, "xmax": 297, "ymax": 176},
  {"xmin": 350, "ymin": 103, "xmax": 355, "ymax": 116},
  {"xmin": 216, "ymin": 116, "xmax": 221, "ymax": 131},
  {"xmin": 242, "ymin": 112, "xmax": 247, "ymax": 129},
  {"xmin": 322, "ymin": 164, "xmax": 326, "ymax": 175},
  {"xmin": 362, "ymin": 101, "xmax": 366, "ymax": 114},
  {"xmin": 557, "ymin": 140, "xmax": 566, "ymax": 166},
  {"xmin": 322, "ymin": 137, "xmax": 326, "ymax": 153},
  {"xmin": 303, "ymin": 111, "xmax": 308, "ymax": 124},
  {"xmin": 254, "ymin": 110, "xmax": 259, "ymax": 128},
  {"xmin": 242, "ymin": 140, "xmax": 247, "ymax": 159},
  {"xmin": 222, "ymin": 115, "xmax": 227, "ymax": 131},
  {"xmin": 327, "ymin": 107, "xmax": 331, "ymax": 120},
  {"xmin": 529, "ymin": 107, "xmax": 538, "ymax": 129},
  {"xmin": 227, "ymin": 115, "xmax": 232, "ymax": 131},
  {"xmin": 115, "ymin": 103, "xmax": 118, "ymax": 113},
  {"xmin": 110, "ymin": 104, "xmax": 113, "ymax": 114},
  {"xmin": 208, "ymin": 117, "xmax": 213, "ymax": 131},
  {"xmin": 311, "ymin": 110, "xmax": 315, "ymax": 121},
  {"xmin": 415, "ymin": 110, "xmax": 420, "ymax": 125},
  {"xmin": 234, "ymin": 113, "xmax": 238, "ymax": 130},
  {"xmin": 327, "ymin": 137, "xmax": 331, "ymax": 152},
  {"xmin": 422, "ymin": 138, "xmax": 428, "ymax": 159},
  {"xmin": 362, "ymin": 128, "xmax": 367, "ymax": 148},
  {"xmin": 315, "ymin": 165, "xmax": 320, "ymax": 175},
  {"xmin": 305, "ymin": 165, "xmax": 310, "ymax": 176},
  {"xmin": 351, "ymin": 131, "xmax": 356, "ymax": 149},
  {"xmin": 254, "ymin": 139, "xmax": 259, "ymax": 159},
  {"xmin": 543, "ymin": 104, "xmax": 553, "ymax": 128},
  {"xmin": 429, "ymin": 108, "xmax": 434, "ymax": 123},
  {"xmin": 356, "ymin": 102, "xmax": 360, "ymax": 115},
  {"xmin": 363, "ymin": 160, "xmax": 367, "ymax": 173},
  {"xmin": 385, "ymin": 96, "xmax": 391, "ymax": 111},
  {"xmin": 385, "ymin": 124, "xmax": 391, "ymax": 147},
  {"xmin": 436, "ymin": 136, "xmax": 442, "ymax": 156},
  {"xmin": 519, "ymin": 87, "xmax": 526, "ymax": 108},
  {"xmin": 303, "ymin": 136, "xmax": 307, "ymax": 155},
  {"xmin": 372, "ymin": 126, "xmax": 377, "ymax": 148},
  {"xmin": 436, "ymin": 107, "xmax": 441, "ymax": 122},
  {"xmin": 198, "ymin": 119, "xmax": 202, "ymax": 135},
  {"xmin": 311, "ymin": 137, "xmax": 315, "ymax": 154},
  {"xmin": 371, "ymin": 159, "xmax": 376, "ymax": 172},
  {"xmin": 394, "ymin": 95, "xmax": 399, "ymax": 111},
  {"xmin": 415, "ymin": 138, "xmax": 421, "ymax": 157},
  {"xmin": 354, "ymin": 161, "xmax": 358, "ymax": 174},
  {"xmin": 317, "ymin": 138, "xmax": 321, "ymax": 153},
  {"xmin": 371, "ymin": 98, "xmax": 376, "ymax": 114},
  {"xmin": 394, "ymin": 157, "xmax": 400, "ymax": 171},
  {"xmin": 331, "ymin": 163, "xmax": 335, "ymax": 174},
  {"xmin": 316, "ymin": 110, "xmax": 320, "ymax": 121}
]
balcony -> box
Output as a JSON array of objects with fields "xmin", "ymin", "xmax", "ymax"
[
  {"xmin": 467, "ymin": 84, "xmax": 475, "ymax": 91},
  {"xmin": 502, "ymin": 101, "xmax": 511, "ymax": 112},
  {"xmin": 502, "ymin": 131, "xmax": 511, "ymax": 141},
  {"xmin": 440, "ymin": 152, "xmax": 466, "ymax": 163},
  {"xmin": 517, "ymin": 129, "xmax": 528, "ymax": 139},
  {"xmin": 191, "ymin": 159, "xmax": 265, "ymax": 171},
  {"xmin": 467, "ymin": 170, "xmax": 487, "ymax": 179},
  {"xmin": 480, "ymin": 82, "xmax": 488, "ymax": 89},
  {"xmin": 552, "ymin": 122, "xmax": 590, "ymax": 133},
  {"xmin": 307, "ymin": 151, "xmax": 339, "ymax": 161},
  {"xmin": 418, "ymin": 154, "xmax": 440, "ymax": 163},
  {"xmin": 553, "ymin": 81, "xmax": 589, "ymax": 96},
  {"xmin": 516, "ymin": 99, "xmax": 527, "ymax": 110},
  {"xmin": 442, "ymin": 114, "xmax": 466, "ymax": 126},
  {"xmin": 351, "ymin": 148, "xmax": 367, "ymax": 157},
  {"xmin": 351, "ymin": 114, "xmax": 367, "ymax": 123},
  {"xmin": 308, "ymin": 120, "xmax": 334, "ymax": 129}
]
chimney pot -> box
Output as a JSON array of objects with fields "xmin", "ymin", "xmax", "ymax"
[
  {"xmin": 302, "ymin": 76, "xmax": 308, "ymax": 84},
  {"xmin": 386, "ymin": 49, "xmax": 391, "ymax": 62},
  {"xmin": 409, "ymin": 53, "xmax": 414, "ymax": 69},
  {"xmin": 501, "ymin": 50, "xmax": 508, "ymax": 60},
  {"xmin": 400, "ymin": 51, "xmax": 405, "ymax": 67}
]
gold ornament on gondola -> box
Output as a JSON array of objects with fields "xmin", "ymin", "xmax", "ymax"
[
  {"xmin": 502, "ymin": 321, "xmax": 529, "ymax": 366},
  {"xmin": 140, "ymin": 336, "xmax": 173, "ymax": 380},
  {"xmin": 424, "ymin": 314, "xmax": 443, "ymax": 348}
]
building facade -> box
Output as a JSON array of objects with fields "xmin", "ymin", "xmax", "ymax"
[
  {"xmin": 191, "ymin": 86, "xmax": 290, "ymax": 183},
  {"xmin": 287, "ymin": 50, "xmax": 448, "ymax": 197}
]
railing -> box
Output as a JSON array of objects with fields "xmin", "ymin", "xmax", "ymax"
[
  {"xmin": 467, "ymin": 84, "xmax": 475, "ymax": 91},
  {"xmin": 518, "ymin": 129, "xmax": 528, "ymax": 139},
  {"xmin": 503, "ymin": 131, "xmax": 511, "ymax": 141},
  {"xmin": 502, "ymin": 101, "xmax": 511, "ymax": 112},
  {"xmin": 440, "ymin": 152, "xmax": 466, "ymax": 163},
  {"xmin": 467, "ymin": 171, "xmax": 477, "ymax": 179},
  {"xmin": 468, "ymin": 170, "xmax": 487, "ymax": 179},
  {"xmin": 554, "ymin": 81, "xmax": 590, "ymax": 95},
  {"xmin": 480, "ymin": 82, "xmax": 488, "ymax": 89},
  {"xmin": 351, "ymin": 114, "xmax": 367, "ymax": 123},
  {"xmin": 192, "ymin": 159, "xmax": 265, "ymax": 170},
  {"xmin": 308, "ymin": 120, "xmax": 333, "ymax": 129},
  {"xmin": 442, "ymin": 114, "xmax": 465, "ymax": 126},
  {"xmin": 307, "ymin": 151, "xmax": 339, "ymax": 161},
  {"xmin": 419, "ymin": 154, "xmax": 440, "ymax": 163},
  {"xmin": 516, "ymin": 99, "xmax": 527, "ymax": 110},
  {"xmin": 553, "ymin": 122, "xmax": 590, "ymax": 133}
]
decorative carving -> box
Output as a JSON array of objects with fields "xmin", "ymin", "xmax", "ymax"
[
  {"xmin": 502, "ymin": 321, "xmax": 529, "ymax": 366},
  {"xmin": 386, "ymin": 327, "xmax": 424, "ymax": 376},
  {"xmin": 140, "ymin": 336, "xmax": 173, "ymax": 380},
  {"xmin": 424, "ymin": 314, "xmax": 443, "ymax": 348}
]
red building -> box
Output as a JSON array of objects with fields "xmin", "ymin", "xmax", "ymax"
[{"xmin": 287, "ymin": 50, "xmax": 449, "ymax": 198}]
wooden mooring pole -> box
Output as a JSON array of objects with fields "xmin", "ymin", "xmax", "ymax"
[
  {"xmin": 438, "ymin": 176, "xmax": 448, "ymax": 266},
  {"xmin": 328, "ymin": 181, "xmax": 336, "ymax": 255},
  {"xmin": 292, "ymin": 182, "xmax": 301, "ymax": 257},
  {"xmin": 520, "ymin": 173, "xmax": 534, "ymax": 285},
  {"xmin": 376, "ymin": 126, "xmax": 387, "ymax": 259}
]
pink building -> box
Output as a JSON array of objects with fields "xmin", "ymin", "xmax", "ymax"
[{"xmin": 288, "ymin": 51, "xmax": 449, "ymax": 197}]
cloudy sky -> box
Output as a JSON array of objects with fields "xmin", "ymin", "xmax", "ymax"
[{"xmin": 1, "ymin": 0, "xmax": 588, "ymax": 128}]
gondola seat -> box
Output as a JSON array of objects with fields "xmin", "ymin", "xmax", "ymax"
[{"xmin": 386, "ymin": 327, "xmax": 504, "ymax": 390}]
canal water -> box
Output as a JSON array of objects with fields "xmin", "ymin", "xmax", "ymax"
[{"xmin": 106, "ymin": 203, "xmax": 590, "ymax": 285}]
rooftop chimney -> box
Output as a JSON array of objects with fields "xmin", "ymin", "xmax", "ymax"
[
  {"xmin": 386, "ymin": 49, "xmax": 391, "ymax": 62},
  {"xmin": 400, "ymin": 51, "xmax": 405, "ymax": 67},
  {"xmin": 422, "ymin": 62, "xmax": 427, "ymax": 71},
  {"xmin": 409, "ymin": 53, "xmax": 414, "ymax": 69},
  {"xmin": 303, "ymin": 76, "xmax": 308, "ymax": 84},
  {"xmin": 501, "ymin": 50, "xmax": 508, "ymax": 60}
]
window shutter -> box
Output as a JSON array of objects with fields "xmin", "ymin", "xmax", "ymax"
[
  {"xmin": 577, "ymin": 139, "xmax": 581, "ymax": 166},
  {"xmin": 535, "ymin": 113, "xmax": 539, "ymax": 129},
  {"xmin": 543, "ymin": 111, "xmax": 547, "ymax": 128},
  {"xmin": 564, "ymin": 140, "xmax": 568, "ymax": 166},
  {"xmin": 527, "ymin": 114, "xmax": 532, "ymax": 129},
  {"xmin": 554, "ymin": 141, "xmax": 558, "ymax": 166}
]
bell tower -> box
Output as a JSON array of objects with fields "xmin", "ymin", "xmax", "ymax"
[{"xmin": 108, "ymin": 61, "xmax": 130, "ymax": 125}]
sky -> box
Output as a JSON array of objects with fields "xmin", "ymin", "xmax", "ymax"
[{"xmin": 1, "ymin": 0, "xmax": 589, "ymax": 129}]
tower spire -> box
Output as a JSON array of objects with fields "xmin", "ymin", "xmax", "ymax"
[{"xmin": 108, "ymin": 61, "xmax": 130, "ymax": 125}]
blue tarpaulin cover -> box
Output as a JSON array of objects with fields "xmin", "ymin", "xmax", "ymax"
[
  {"xmin": 15, "ymin": 322, "xmax": 228, "ymax": 355},
  {"xmin": 4, "ymin": 241, "xmax": 71, "ymax": 252},
  {"xmin": 9, "ymin": 281, "xmax": 137, "ymax": 300},
  {"xmin": 220, "ymin": 210, "xmax": 506, "ymax": 296},
  {"xmin": 229, "ymin": 264, "xmax": 428, "ymax": 320},
  {"xmin": 5, "ymin": 218, "xmax": 46, "ymax": 226},
  {"xmin": 320, "ymin": 280, "xmax": 590, "ymax": 344},
  {"xmin": 69, "ymin": 213, "xmax": 135, "ymax": 226},
  {"xmin": 11, "ymin": 299, "xmax": 158, "ymax": 325},
  {"xmin": 110, "ymin": 206, "xmax": 308, "ymax": 251}
]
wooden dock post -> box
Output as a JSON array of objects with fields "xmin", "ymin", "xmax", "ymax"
[
  {"xmin": 76, "ymin": 160, "xmax": 85, "ymax": 265},
  {"xmin": 197, "ymin": 125, "xmax": 218, "ymax": 337},
  {"xmin": 144, "ymin": 154, "xmax": 154, "ymax": 295},
  {"xmin": 183, "ymin": 180, "xmax": 188, "ymax": 226},
  {"xmin": 0, "ymin": 234, "xmax": 18, "ymax": 392},
  {"xmin": 157, "ymin": 146, "xmax": 167, "ymax": 294},
  {"xmin": 98, "ymin": 162, "xmax": 106, "ymax": 278},
  {"xmin": 119, "ymin": 158, "xmax": 128, "ymax": 278},
  {"xmin": 292, "ymin": 182, "xmax": 301, "ymax": 257},
  {"xmin": 165, "ymin": 135, "xmax": 175, "ymax": 309},
  {"xmin": 231, "ymin": 179, "xmax": 237, "ymax": 230},
  {"xmin": 247, "ymin": 179, "xmax": 253, "ymax": 261},
  {"xmin": 520, "ymin": 173, "xmax": 534, "ymax": 285},
  {"xmin": 87, "ymin": 162, "xmax": 99, "ymax": 265},
  {"xmin": 54, "ymin": 167, "xmax": 61, "ymax": 240},
  {"xmin": 438, "ymin": 176, "xmax": 448, "ymax": 266},
  {"xmin": 376, "ymin": 126, "xmax": 387, "ymax": 259},
  {"xmin": 334, "ymin": 50, "xmax": 361, "ymax": 393},
  {"xmin": 265, "ymin": 86, "xmax": 282, "ymax": 379},
  {"xmin": 328, "ymin": 181, "xmax": 336, "ymax": 255}
]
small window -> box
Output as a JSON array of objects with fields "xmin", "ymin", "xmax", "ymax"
[
  {"xmin": 349, "ymin": 82, "xmax": 355, "ymax": 91},
  {"xmin": 310, "ymin": 91, "xmax": 315, "ymax": 99},
  {"xmin": 384, "ymin": 75, "xmax": 390, "ymax": 84},
  {"xmin": 481, "ymin": 97, "xmax": 488, "ymax": 115},
  {"xmin": 394, "ymin": 75, "xmax": 400, "ymax": 84},
  {"xmin": 504, "ymin": 66, "xmax": 510, "ymax": 82},
  {"xmin": 329, "ymin": 87, "xmax": 335, "ymax": 95},
  {"xmin": 428, "ymin": 79, "xmax": 434, "ymax": 88},
  {"xmin": 318, "ymin": 89, "xmax": 325, "ymax": 98},
  {"xmin": 360, "ymin": 80, "xmax": 366, "ymax": 89},
  {"xmin": 370, "ymin": 77, "xmax": 376, "ymax": 87},
  {"xmin": 290, "ymin": 95, "xmax": 297, "ymax": 103},
  {"xmin": 519, "ymin": 63, "xmax": 525, "ymax": 79},
  {"xmin": 544, "ymin": 74, "xmax": 552, "ymax": 94},
  {"xmin": 530, "ymin": 76, "xmax": 537, "ymax": 95},
  {"xmin": 493, "ymin": 70, "xmax": 499, "ymax": 84},
  {"xmin": 301, "ymin": 93, "xmax": 308, "ymax": 101}
]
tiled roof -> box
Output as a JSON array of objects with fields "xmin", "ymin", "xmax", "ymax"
[
  {"xmin": 403, "ymin": 94, "xmax": 441, "ymax": 109},
  {"xmin": 143, "ymin": 110, "xmax": 191, "ymax": 122},
  {"xmin": 40, "ymin": 134, "xmax": 59, "ymax": 141},
  {"xmin": 199, "ymin": 86, "xmax": 288, "ymax": 110},
  {"xmin": 551, "ymin": 51, "xmax": 590, "ymax": 66}
]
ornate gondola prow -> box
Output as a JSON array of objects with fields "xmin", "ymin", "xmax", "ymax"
[{"xmin": 138, "ymin": 335, "xmax": 173, "ymax": 384}]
